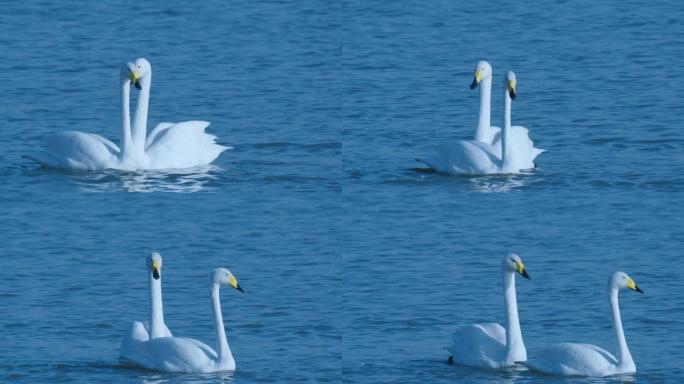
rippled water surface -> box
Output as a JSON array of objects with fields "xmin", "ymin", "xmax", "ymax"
[
  {"xmin": 2, "ymin": 0, "xmax": 684, "ymax": 383},
  {"xmin": 342, "ymin": 0, "xmax": 684, "ymax": 383},
  {"xmin": 0, "ymin": 1, "xmax": 339, "ymax": 383}
]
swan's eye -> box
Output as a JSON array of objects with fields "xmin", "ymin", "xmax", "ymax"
[{"xmin": 137, "ymin": 65, "xmax": 141, "ymax": 69}]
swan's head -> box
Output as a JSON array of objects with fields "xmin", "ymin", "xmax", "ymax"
[
  {"xmin": 505, "ymin": 71, "xmax": 517, "ymax": 100},
  {"xmin": 501, "ymin": 253, "xmax": 530, "ymax": 279},
  {"xmin": 213, "ymin": 267, "xmax": 245, "ymax": 293},
  {"xmin": 124, "ymin": 58, "xmax": 151, "ymax": 91},
  {"xmin": 148, "ymin": 251, "xmax": 163, "ymax": 280},
  {"xmin": 470, "ymin": 60, "xmax": 492, "ymax": 89},
  {"xmin": 610, "ymin": 271, "xmax": 643, "ymax": 293}
]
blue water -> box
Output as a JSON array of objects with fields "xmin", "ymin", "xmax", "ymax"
[
  {"xmin": 341, "ymin": 0, "xmax": 684, "ymax": 383},
  {"xmin": 0, "ymin": 1, "xmax": 340, "ymax": 383},
  {"xmin": 1, "ymin": 0, "xmax": 683, "ymax": 383}
]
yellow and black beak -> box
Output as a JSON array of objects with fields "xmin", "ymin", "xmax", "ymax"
[
  {"xmin": 626, "ymin": 277, "xmax": 643, "ymax": 293},
  {"xmin": 515, "ymin": 261, "xmax": 530, "ymax": 279},
  {"xmin": 151, "ymin": 260, "xmax": 160, "ymax": 280},
  {"xmin": 130, "ymin": 70, "xmax": 142, "ymax": 91},
  {"xmin": 229, "ymin": 275, "xmax": 245, "ymax": 293},
  {"xmin": 470, "ymin": 70, "xmax": 483, "ymax": 89},
  {"xmin": 508, "ymin": 79, "xmax": 517, "ymax": 100}
]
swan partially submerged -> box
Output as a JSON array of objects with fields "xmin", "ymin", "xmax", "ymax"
[
  {"xmin": 121, "ymin": 267, "xmax": 244, "ymax": 373},
  {"xmin": 420, "ymin": 71, "xmax": 525, "ymax": 174},
  {"xmin": 28, "ymin": 58, "xmax": 228, "ymax": 171},
  {"xmin": 447, "ymin": 253, "xmax": 530, "ymax": 369},
  {"xmin": 523, "ymin": 272, "xmax": 643, "ymax": 377},
  {"xmin": 418, "ymin": 61, "xmax": 543, "ymax": 174}
]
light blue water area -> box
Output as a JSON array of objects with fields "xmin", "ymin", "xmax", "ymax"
[
  {"xmin": 0, "ymin": 1, "xmax": 340, "ymax": 383},
  {"xmin": 342, "ymin": 0, "xmax": 684, "ymax": 383}
]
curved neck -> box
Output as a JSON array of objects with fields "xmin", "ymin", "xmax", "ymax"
[
  {"xmin": 501, "ymin": 90, "xmax": 514, "ymax": 169},
  {"xmin": 609, "ymin": 288, "xmax": 634, "ymax": 369},
  {"xmin": 473, "ymin": 76, "xmax": 492, "ymax": 142},
  {"xmin": 503, "ymin": 270, "xmax": 524, "ymax": 361},
  {"xmin": 120, "ymin": 80, "xmax": 133, "ymax": 158},
  {"xmin": 132, "ymin": 74, "xmax": 151, "ymax": 155},
  {"xmin": 149, "ymin": 275, "xmax": 166, "ymax": 339},
  {"xmin": 211, "ymin": 283, "xmax": 233, "ymax": 365}
]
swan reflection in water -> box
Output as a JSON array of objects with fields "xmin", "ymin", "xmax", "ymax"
[
  {"xmin": 130, "ymin": 371, "xmax": 235, "ymax": 383},
  {"xmin": 466, "ymin": 171, "xmax": 534, "ymax": 193},
  {"xmin": 59, "ymin": 165, "xmax": 222, "ymax": 193}
]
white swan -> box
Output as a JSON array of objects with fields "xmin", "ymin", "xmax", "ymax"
[
  {"xmin": 523, "ymin": 272, "xmax": 643, "ymax": 377},
  {"xmin": 27, "ymin": 58, "xmax": 228, "ymax": 171},
  {"xmin": 120, "ymin": 267, "xmax": 244, "ymax": 373},
  {"xmin": 447, "ymin": 253, "xmax": 530, "ymax": 369},
  {"xmin": 419, "ymin": 71, "xmax": 521, "ymax": 175},
  {"xmin": 120, "ymin": 252, "xmax": 173, "ymax": 360},
  {"xmin": 470, "ymin": 60, "xmax": 544, "ymax": 169}
]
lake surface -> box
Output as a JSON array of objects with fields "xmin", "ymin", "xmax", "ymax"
[
  {"xmin": 341, "ymin": 0, "xmax": 684, "ymax": 383},
  {"xmin": 1, "ymin": 0, "xmax": 683, "ymax": 383},
  {"xmin": 0, "ymin": 1, "xmax": 340, "ymax": 383}
]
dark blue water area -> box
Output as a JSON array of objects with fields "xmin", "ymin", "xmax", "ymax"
[
  {"xmin": 342, "ymin": 0, "xmax": 684, "ymax": 383},
  {"xmin": 0, "ymin": 1, "xmax": 340, "ymax": 383}
]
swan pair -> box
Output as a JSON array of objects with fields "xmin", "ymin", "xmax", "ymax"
[
  {"xmin": 28, "ymin": 58, "xmax": 228, "ymax": 171},
  {"xmin": 120, "ymin": 252, "xmax": 244, "ymax": 373},
  {"xmin": 447, "ymin": 253, "xmax": 643, "ymax": 377},
  {"xmin": 419, "ymin": 61, "xmax": 544, "ymax": 175}
]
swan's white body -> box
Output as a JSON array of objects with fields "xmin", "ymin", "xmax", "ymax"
[
  {"xmin": 120, "ymin": 253, "xmax": 173, "ymax": 361},
  {"xmin": 419, "ymin": 62, "xmax": 543, "ymax": 174},
  {"xmin": 447, "ymin": 253, "xmax": 529, "ymax": 369},
  {"xmin": 420, "ymin": 71, "xmax": 522, "ymax": 175},
  {"xmin": 523, "ymin": 272, "xmax": 642, "ymax": 377},
  {"xmin": 121, "ymin": 267, "xmax": 243, "ymax": 373},
  {"xmin": 28, "ymin": 58, "xmax": 228, "ymax": 171}
]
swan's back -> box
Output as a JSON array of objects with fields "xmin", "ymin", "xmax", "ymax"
[
  {"xmin": 524, "ymin": 343, "xmax": 620, "ymax": 377},
  {"xmin": 447, "ymin": 323, "xmax": 507, "ymax": 368},
  {"xmin": 419, "ymin": 140, "xmax": 499, "ymax": 175},
  {"xmin": 490, "ymin": 126, "xmax": 544, "ymax": 170}
]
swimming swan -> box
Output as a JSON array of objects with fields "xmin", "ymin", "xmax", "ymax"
[
  {"xmin": 470, "ymin": 60, "xmax": 544, "ymax": 169},
  {"xmin": 120, "ymin": 252, "xmax": 173, "ymax": 360},
  {"xmin": 447, "ymin": 253, "xmax": 530, "ymax": 369},
  {"xmin": 120, "ymin": 267, "xmax": 244, "ymax": 373},
  {"xmin": 28, "ymin": 58, "xmax": 227, "ymax": 171},
  {"xmin": 419, "ymin": 71, "xmax": 522, "ymax": 175},
  {"xmin": 523, "ymin": 272, "xmax": 643, "ymax": 377}
]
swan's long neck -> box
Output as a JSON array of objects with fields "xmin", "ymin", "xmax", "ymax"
[
  {"xmin": 120, "ymin": 80, "xmax": 133, "ymax": 159},
  {"xmin": 502, "ymin": 270, "xmax": 525, "ymax": 362},
  {"xmin": 211, "ymin": 283, "xmax": 234, "ymax": 366},
  {"xmin": 609, "ymin": 288, "xmax": 634, "ymax": 370},
  {"xmin": 501, "ymin": 89, "xmax": 514, "ymax": 170},
  {"xmin": 149, "ymin": 274, "xmax": 166, "ymax": 339},
  {"xmin": 132, "ymin": 73, "xmax": 151, "ymax": 157},
  {"xmin": 473, "ymin": 76, "xmax": 492, "ymax": 142}
]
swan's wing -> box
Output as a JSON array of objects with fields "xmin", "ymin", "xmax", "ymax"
[
  {"xmin": 417, "ymin": 140, "xmax": 499, "ymax": 175},
  {"xmin": 447, "ymin": 323, "xmax": 507, "ymax": 368},
  {"xmin": 524, "ymin": 343, "xmax": 619, "ymax": 377},
  {"xmin": 491, "ymin": 126, "xmax": 544, "ymax": 170},
  {"xmin": 144, "ymin": 121, "xmax": 229, "ymax": 169},
  {"xmin": 145, "ymin": 122, "xmax": 175, "ymax": 150},
  {"xmin": 488, "ymin": 126, "xmax": 502, "ymax": 145},
  {"xmin": 119, "ymin": 321, "xmax": 150, "ymax": 362},
  {"xmin": 27, "ymin": 131, "xmax": 120, "ymax": 170}
]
